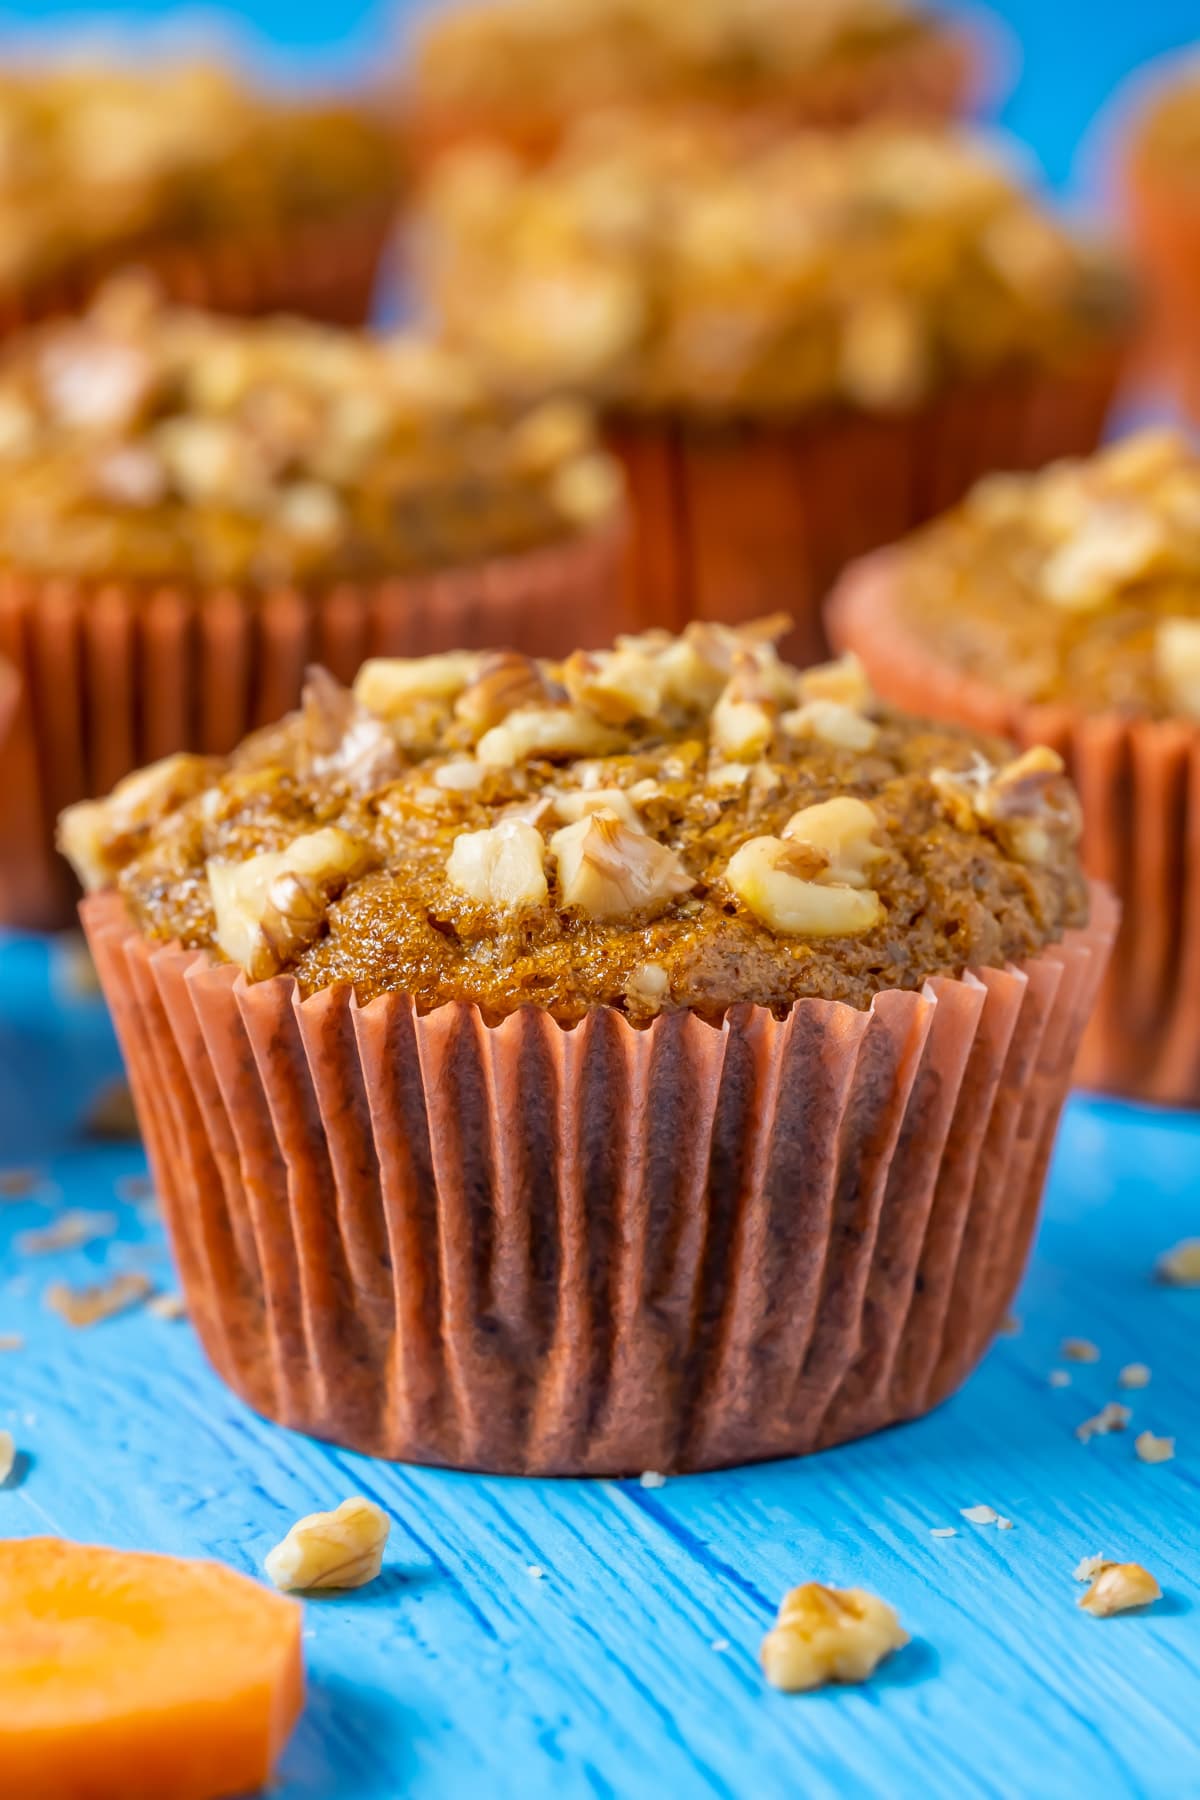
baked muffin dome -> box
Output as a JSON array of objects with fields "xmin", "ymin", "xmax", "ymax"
[
  {"xmin": 62, "ymin": 617, "xmax": 1088, "ymax": 1020},
  {"xmin": 0, "ymin": 59, "xmax": 394, "ymax": 297},
  {"xmin": 417, "ymin": 115, "xmax": 1129, "ymax": 418},
  {"xmin": 409, "ymin": 0, "xmax": 972, "ymax": 133},
  {"xmin": 0, "ymin": 278, "xmax": 622, "ymax": 586},
  {"xmin": 882, "ymin": 428, "xmax": 1200, "ymax": 718}
]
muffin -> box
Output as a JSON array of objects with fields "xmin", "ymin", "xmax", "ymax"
[
  {"xmin": 0, "ymin": 279, "xmax": 625, "ymax": 928},
  {"xmin": 829, "ymin": 426, "xmax": 1200, "ymax": 1104},
  {"xmin": 404, "ymin": 0, "xmax": 982, "ymax": 170},
  {"xmin": 416, "ymin": 115, "xmax": 1131, "ymax": 661},
  {"xmin": 0, "ymin": 58, "xmax": 400, "ymax": 333},
  {"xmin": 68, "ymin": 617, "xmax": 1114, "ymax": 1475},
  {"xmin": 1123, "ymin": 62, "xmax": 1200, "ymax": 419}
]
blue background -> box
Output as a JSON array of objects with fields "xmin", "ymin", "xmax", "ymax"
[{"xmin": 2, "ymin": 5, "xmax": 1200, "ymax": 1797}]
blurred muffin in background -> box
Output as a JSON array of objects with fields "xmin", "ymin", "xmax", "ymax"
[
  {"xmin": 404, "ymin": 0, "xmax": 985, "ymax": 170},
  {"xmin": 1123, "ymin": 59, "xmax": 1200, "ymax": 419},
  {"xmin": 416, "ymin": 115, "xmax": 1132, "ymax": 661},
  {"xmin": 829, "ymin": 426, "xmax": 1200, "ymax": 1105},
  {"xmin": 0, "ymin": 59, "xmax": 399, "ymax": 330},
  {"xmin": 0, "ymin": 278, "xmax": 625, "ymax": 927}
]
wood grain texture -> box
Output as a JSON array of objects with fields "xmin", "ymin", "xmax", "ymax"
[{"xmin": 1, "ymin": 929, "xmax": 1198, "ymax": 1800}]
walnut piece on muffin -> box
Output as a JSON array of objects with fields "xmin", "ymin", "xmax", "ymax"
[
  {"xmin": 59, "ymin": 615, "xmax": 1090, "ymax": 1024},
  {"xmin": 0, "ymin": 277, "xmax": 623, "ymax": 587},
  {"xmin": 890, "ymin": 427, "xmax": 1200, "ymax": 718},
  {"xmin": 416, "ymin": 114, "xmax": 1129, "ymax": 418}
]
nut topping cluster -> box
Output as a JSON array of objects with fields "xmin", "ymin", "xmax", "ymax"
[
  {"xmin": 418, "ymin": 116, "xmax": 1126, "ymax": 417},
  {"xmin": 0, "ymin": 278, "xmax": 623, "ymax": 585},
  {"xmin": 61, "ymin": 615, "xmax": 1089, "ymax": 1019}
]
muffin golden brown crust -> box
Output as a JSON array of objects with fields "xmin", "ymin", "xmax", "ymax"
[
  {"xmin": 0, "ymin": 61, "xmax": 395, "ymax": 296},
  {"xmin": 886, "ymin": 429, "xmax": 1200, "ymax": 718},
  {"xmin": 418, "ymin": 117, "xmax": 1129, "ymax": 420},
  {"xmin": 0, "ymin": 279, "xmax": 623, "ymax": 586},
  {"xmin": 62, "ymin": 618, "xmax": 1088, "ymax": 1019}
]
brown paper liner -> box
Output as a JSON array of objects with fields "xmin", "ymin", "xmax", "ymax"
[
  {"xmin": 0, "ymin": 201, "xmax": 396, "ymax": 337},
  {"xmin": 403, "ymin": 28, "xmax": 979, "ymax": 175},
  {"xmin": 0, "ymin": 524, "xmax": 626, "ymax": 930},
  {"xmin": 829, "ymin": 552, "xmax": 1200, "ymax": 1106},
  {"xmin": 1123, "ymin": 155, "xmax": 1200, "ymax": 421},
  {"xmin": 606, "ymin": 344, "xmax": 1125, "ymax": 669},
  {"xmin": 81, "ymin": 884, "xmax": 1115, "ymax": 1476}
]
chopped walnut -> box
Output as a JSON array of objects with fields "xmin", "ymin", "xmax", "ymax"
[
  {"xmin": 933, "ymin": 746, "xmax": 1081, "ymax": 866},
  {"xmin": 508, "ymin": 398, "xmax": 593, "ymax": 474},
  {"xmin": 264, "ymin": 1495, "xmax": 390, "ymax": 1593},
  {"xmin": 1155, "ymin": 618, "xmax": 1200, "ymax": 721},
  {"xmin": 353, "ymin": 652, "xmax": 481, "ymax": 713},
  {"xmin": 625, "ymin": 961, "xmax": 670, "ymax": 1012},
  {"xmin": 207, "ymin": 826, "xmax": 370, "ymax": 980},
  {"xmin": 0, "ymin": 1430, "xmax": 14, "ymax": 1485},
  {"xmin": 1074, "ymin": 1553, "xmax": 1106, "ymax": 1582},
  {"xmin": 1118, "ymin": 1363, "xmax": 1151, "ymax": 1390},
  {"xmin": 446, "ymin": 819, "xmax": 548, "ymax": 910},
  {"xmin": 550, "ymin": 786, "xmax": 644, "ymax": 832},
  {"xmin": 797, "ymin": 653, "xmax": 873, "ymax": 711},
  {"xmin": 711, "ymin": 653, "xmax": 779, "ymax": 761},
  {"xmin": 781, "ymin": 699, "xmax": 879, "ymax": 751},
  {"xmin": 783, "ymin": 797, "xmax": 885, "ymax": 889},
  {"xmin": 476, "ymin": 704, "xmax": 624, "ymax": 767},
  {"xmin": 1135, "ymin": 1431, "xmax": 1175, "ymax": 1465},
  {"xmin": 1076, "ymin": 1401, "xmax": 1131, "ymax": 1443},
  {"xmin": 562, "ymin": 646, "xmax": 666, "ymax": 724},
  {"xmin": 456, "ymin": 651, "xmax": 556, "ymax": 732},
  {"xmin": 433, "ymin": 757, "xmax": 486, "ymax": 792},
  {"xmin": 839, "ymin": 293, "xmax": 928, "ymax": 412},
  {"xmin": 551, "ymin": 451, "xmax": 624, "ymax": 527},
  {"xmin": 58, "ymin": 752, "xmax": 217, "ymax": 892},
  {"xmin": 45, "ymin": 1271, "xmax": 152, "ymax": 1327},
  {"xmin": 1156, "ymin": 1240, "xmax": 1200, "ymax": 1286},
  {"xmin": 1041, "ymin": 502, "xmax": 1169, "ymax": 611},
  {"xmin": 726, "ymin": 834, "xmax": 884, "ymax": 939},
  {"xmin": 17, "ymin": 1210, "xmax": 117, "ymax": 1256},
  {"xmin": 1062, "ymin": 1337, "xmax": 1101, "ymax": 1362},
  {"xmin": 550, "ymin": 811, "xmax": 692, "ymax": 920},
  {"xmin": 301, "ymin": 667, "xmax": 399, "ymax": 795},
  {"xmin": 760, "ymin": 1583, "xmax": 909, "ymax": 1693},
  {"xmin": 1078, "ymin": 1561, "xmax": 1161, "ymax": 1618}
]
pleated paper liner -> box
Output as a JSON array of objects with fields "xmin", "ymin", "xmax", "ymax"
[
  {"xmin": 829, "ymin": 552, "xmax": 1200, "ymax": 1106},
  {"xmin": 0, "ymin": 201, "xmax": 395, "ymax": 337},
  {"xmin": 1123, "ymin": 155, "xmax": 1200, "ymax": 423},
  {"xmin": 403, "ymin": 26, "xmax": 980, "ymax": 175},
  {"xmin": 0, "ymin": 523, "xmax": 626, "ymax": 929},
  {"xmin": 606, "ymin": 341, "xmax": 1126, "ymax": 670},
  {"xmin": 82, "ymin": 884, "xmax": 1115, "ymax": 1477}
]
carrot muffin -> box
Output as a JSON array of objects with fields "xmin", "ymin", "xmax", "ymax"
[
  {"xmin": 0, "ymin": 59, "xmax": 398, "ymax": 331},
  {"xmin": 417, "ymin": 115, "xmax": 1131, "ymax": 658},
  {"xmin": 404, "ymin": 0, "xmax": 981, "ymax": 168},
  {"xmin": 69, "ymin": 617, "xmax": 1114, "ymax": 1474},
  {"xmin": 0, "ymin": 279, "xmax": 624, "ymax": 928},
  {"xmin": 1123, "ymin": 62, "xmax": 1200, "ymax": 419},
  {"xmin": 829, "ymin": 426, "xmax": 1200, "ymax": 1103}
]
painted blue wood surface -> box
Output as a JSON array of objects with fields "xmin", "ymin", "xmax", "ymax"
[{"xmin": 1, "ymin": 928, "xmax": 1198, "ymax": 1799}]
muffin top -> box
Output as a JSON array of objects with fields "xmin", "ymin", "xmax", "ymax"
[
  {"xmin": 889, "ymin": 428, "xmax": 1200, "ymax": 719},
  {"xmin": 0, "ymin": 279, "xmax": 623, "ymax": 586},
  {"xmin": 0, "ymin": 60, "xmax": 394, "ymax": 291},
  {"xmin": 411, "ymin": 0, "xmax": 956, "ymax": 120},
  {"xmin": 417, "ymin": 117, "xmax": 1128, "ymax": 418},
  {"xmin": 62, "ymin": 618, "xmax": 1088, "ymax": 1021}
]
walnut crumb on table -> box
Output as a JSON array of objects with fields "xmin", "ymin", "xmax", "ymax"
[
  {"xmin": 1118, "ymin": 1363, "xmax": 1152, "ymax": 1389},
  {"xmin": 1157, "ymin": 1240, "xmax": 1200, "ymax": 1286},
  {"xmin": 1061, "ymin": 1338, "xmax": 1101, "ymax": 1363},
  {"xmin": 1077, "ymin": 1561, "xmax": 1162, "ymax": 1618},
  {"xmin": 44, "ymin": 1271, "xmax": 152, "ymax": 1326},
  {"xmin": 1135, "ymin": 1431, "xmax": 1175, "ymax": 1464},
  {"xmin": 0, "ymin": 1430, "xmax": 14, "ymax": 1484},
  {"xmin": 264, "ymin": 1495, "xmax": 390, "ymax": 1593},
  {"xmin": 1076, "ymin": 1402, "xmax": 1132, "ymax": 1443},
  {"xmin": 760, "ymin": 1584, "xmax": 908, "ymax": 1693}
]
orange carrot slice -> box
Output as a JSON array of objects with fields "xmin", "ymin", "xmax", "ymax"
[{"xmin": 0, "ymin": 1536, "xmax": 305, "ymax": 1800}]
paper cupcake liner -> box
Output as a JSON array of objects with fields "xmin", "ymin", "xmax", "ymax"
[
  {"xmin": 0, "ymin": 524, "xmax": 625, "ymax": 929},
  {"xmin": 1124, "ymin": 158, "xmax": 1200, "ymax": 419},
  {"xmin": 0, "ymin": 201, "xmax": 395, "ymax": 336},
  {"xmin": 829, "ymin": 552, "xmax": 1200, "ymax": 1106},
  {"xmin": 81, "ymin": 884, "xmax": 1115, "ymax": 1476},
  {"xmin": 606, "ymin": 345, "xmax": 1124, "ymax": 668},
  {"xmin": 404, "ymin": 27, "xmax": 979, "ymax": 174}
]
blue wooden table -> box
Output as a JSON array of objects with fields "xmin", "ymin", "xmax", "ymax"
[{"xmin": 2, "ymin": 931, "xmax": 1199, "ymax": 1799}]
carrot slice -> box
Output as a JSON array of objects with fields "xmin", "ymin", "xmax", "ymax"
[{"xmin": 0, "ymin": 1536, "xmax": 305, "ymax": 1800}]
